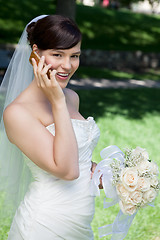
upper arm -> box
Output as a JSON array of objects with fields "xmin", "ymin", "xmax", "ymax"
[{"xmin": 3, "ymin": 104, "xmax": 56, "ymax": 174}]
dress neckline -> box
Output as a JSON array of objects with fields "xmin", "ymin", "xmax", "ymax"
[{"xmin": 46, "ymin": 116, "xmax": 94, "ymax": 128}]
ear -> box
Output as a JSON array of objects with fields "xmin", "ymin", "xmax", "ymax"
[{"xmin": 32, "ymin": 44, "xmax": 39, "ymax": 53}]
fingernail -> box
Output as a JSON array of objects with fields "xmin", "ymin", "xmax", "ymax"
[{"xmin": 53, "ymin": 70, "xmax": 57, "ymax": 74}]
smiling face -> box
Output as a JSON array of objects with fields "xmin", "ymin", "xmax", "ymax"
[{"xmin": 36, "ymin": 42, "xmax": 81, "ymax": 89}]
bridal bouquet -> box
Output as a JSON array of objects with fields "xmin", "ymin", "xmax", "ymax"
[
  {"xmin": 111, "ymin": 147, "xmax": 160, "ymax": 215},
  {"xmin": 91, "ymin": 145, "xmax": 160, "ymax": 239}
]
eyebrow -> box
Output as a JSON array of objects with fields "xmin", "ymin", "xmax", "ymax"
[
  {"xmin": 52, "ymin": 50, "xmax": 81, "ymax": 55},
  {"xmin": 72, "ymin": 51, "xmax": 81, "ymax": 55}
]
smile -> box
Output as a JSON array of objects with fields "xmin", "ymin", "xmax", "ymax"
[{"xmin": 57, "ymin": 73, "xmax": 70, "ymax": 77}]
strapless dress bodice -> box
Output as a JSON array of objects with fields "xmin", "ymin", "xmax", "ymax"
[
  {"xmin": 8, "ymin": 117, "xmax": 100, "ymax": 240},
  {"xmin": 24, "ymin": 117, "xmax": 100, "ymax": 182}
]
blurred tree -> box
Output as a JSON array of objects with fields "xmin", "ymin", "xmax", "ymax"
[
  {"xmin": 55, "ymin": 0, "xmax": 76, "ymax": 20},
  {"xmin": 118, "ymin": 0, "xmax": 137, "ymax": 8},
  {"xmin": 148, "ymin": 0, "xmax": 160, "ymax": 12},
  {"xmin": 118, "ymin": 0, "xmax": 160, "ymax": 9}
]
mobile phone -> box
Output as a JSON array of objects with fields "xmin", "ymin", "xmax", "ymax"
[
  {"xmin": 29, "ymin": 51, "xmax": 51, "ymax": 78},
  {"xmin": 29, "ymin": 51, "xmax": 41, "ymax": 66}
]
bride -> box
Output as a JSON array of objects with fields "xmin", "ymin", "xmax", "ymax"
[{"xmin": 0, "ymin": 15, "xmax": 100, "ymax": 239}]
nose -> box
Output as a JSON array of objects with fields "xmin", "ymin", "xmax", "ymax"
[{"xmin": 61, "ymin": 57, "xmax": 71, "ymax": 71}]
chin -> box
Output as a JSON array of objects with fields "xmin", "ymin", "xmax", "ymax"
[{"xmin": 59, "ymin": 81, "xmax": 68, "ymax": 89}]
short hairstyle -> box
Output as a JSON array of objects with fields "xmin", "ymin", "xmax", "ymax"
[{"xmin": 27, "ymin": 15, "xmax": 82, "ymax": 50}]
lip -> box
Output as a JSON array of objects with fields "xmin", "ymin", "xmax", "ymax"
[{"xmin": 56, "ymin": 72, "xmax": 70, "ymax": 80}]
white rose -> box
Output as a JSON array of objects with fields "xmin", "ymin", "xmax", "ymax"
[
  {"xmin": 130, "ymin": 147, "xmax": 149, "ymax": 162},
  {"xmin": 140, "ymin": 198, "xmax": 148, "ymax": 207},
  {"xmin": 150, "ymin": 162, "xmax": 159, "ymax": 175},
  {"xmin": 143, "ymin": 188, "xmax": 157, "ymax": 203},
  {"xmin": 119, "ymin": 200, "xmax": 137, "ymax": 215},
  {"xmin": 136, "ymin": 177, "xmax": 150, "ymax": 192},
  {"xmin": 120, "ymin": 167, "xmax": 138, "ymax": 192},
  {"xmin": 150, "ymin": 176, "xmax": 159, "ymax": 187},
  {"xmin": 141, "ymin": 149, "xmax": 149, "ymax": 161},
  {"xmin": 116, "ymin": 183, "xmax": 129, "ymax": 202},
  {"xmin": 128, "ymin": 190, "xmax": 143, "ymax": 205},
  {"xmin": 138, "ymin": 160, "xmax": 152, "ymax": 175}
]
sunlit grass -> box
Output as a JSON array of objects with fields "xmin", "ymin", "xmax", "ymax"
[
  {"xmin": 77, "ymin": 5, "xmax": 160, "ymax": 51},
  {"xmin": 77, "ymin": 88, "xmax": 160, "ymax": 239},
  {"xmin": 1, "ymin": 88, "xmax": 160, "ymax": 239},
  {"xmin": 75, "ymin": 66, "xmax": 160, "ymax": 81}
]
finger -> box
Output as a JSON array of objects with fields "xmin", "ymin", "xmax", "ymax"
[
  {"xmin": 99, "ymin": 175, "xmax": 103, "ymax": 189},
  {"xmin": 36, "ymin": 56, "xmax": 47, "ymax": 86},
  {"xmin": 50, "ymin": 70, "xmax": 57, "ymax": 85},
  {"xmin": 37, "ymin": 56, "xmax": 45, "ymax": 72},
  {"xmin": 39, "ymin": 64, "xmax": 52, "ymax": 88},
  {"xmin": 91, "ymin": 162, "xmax": 97, "ymax": 171},
  {"xmin": 41, "ymin": 64, "xmax": 52, "ymax": 78},
  {"xmin": 32, "ymin": 58, "xmax": 40, "ymax": 86},
  {"xmin": 32, "ymin": 58, "xmax": 37, "ymax": 74}
]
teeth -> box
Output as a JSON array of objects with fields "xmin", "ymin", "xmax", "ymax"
[{"xmin": 57, "ymin": 73, "xmax": 69, "ymax": 77}]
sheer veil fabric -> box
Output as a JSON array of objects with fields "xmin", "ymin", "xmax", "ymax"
[{"xmin": 0, "ymin": 15, "xmax": 47, "ymax": 222}]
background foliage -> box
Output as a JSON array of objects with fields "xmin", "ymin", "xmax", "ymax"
[{"xmin": 1, "ymin": 1, "xmax": 160, "ymax": 52}]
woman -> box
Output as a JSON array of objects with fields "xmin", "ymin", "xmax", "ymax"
[{"xmin": 0, "ymin": 15, "xmax": 100, "ymax": 239}]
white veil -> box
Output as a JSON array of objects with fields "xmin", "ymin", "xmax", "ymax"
[{"xmin": 0, "ymin": 15, "xmax": 47, "ymax": 224}]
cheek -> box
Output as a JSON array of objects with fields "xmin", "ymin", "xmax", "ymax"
[
  {"xmin": 45, "ymin": 58, "xmax": 57, "ymax": 68},
  {"xmin": 45, "ymin": 60, "xmax": 52, "ymax": 66},
  {"xmin": 73, "ymin": 61, "xmax": 79, "ymax": 72}
]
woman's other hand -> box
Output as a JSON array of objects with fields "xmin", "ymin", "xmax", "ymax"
[{"xmin": 91, "ymin": 161, "xmax": 103, "ymax": 189}]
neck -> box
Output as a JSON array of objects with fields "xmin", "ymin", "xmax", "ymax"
[
  {"xmin": 29, "ymin": 78, "xmax": 49, "ymax": 102},
  {"xmin": 29, "ymin": 78, "xmax": 66, "ymax": 103}
]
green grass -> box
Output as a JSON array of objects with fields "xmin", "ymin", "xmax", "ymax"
[
  {"xmin": 1, "ymin": 88, "xmax": 160, "ymax": 239},
  {"xmin": 74, "ymin": 66, "xmax": 160, "ymax": 81},
  {"xmin": 77, "ymin": 88, "xmax": 160, "ymax": 239},
  {"xmin": 77, "ymin": 5, "xmax": 160, "ymax": 52},
  {"xmin": 1, "ymin": 1, "xmax": 160, "ymax": 81},
  {"xmin": 1, "ymin": 1, "xmax": 160, "ymax": 52}
]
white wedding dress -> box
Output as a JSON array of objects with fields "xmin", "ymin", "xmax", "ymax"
[{"xmin": 8, "ymin": 117, "xmax": 100, "ymax": 240}]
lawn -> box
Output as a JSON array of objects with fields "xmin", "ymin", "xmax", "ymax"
[
  {"xmin": 1, "ymin": 1, "xmax": 160, "ymax": 81},
  {"xmin": 1, "ymin": 88, "xmax": 160, "ymax": 240},
  {"xmin": 77, "ymin": 88, "xmax": 160, "ymax": 240},
  {"xmin": 77, "ymin": 5, "xmax": 160, "ymax": 52},
  {"xmin": 1, "ymin": 1, "xmax": 160, "ymax": 52},
  {"xmin": 74, "ymin": 66, "xmax": 160, "ymax": 81}
]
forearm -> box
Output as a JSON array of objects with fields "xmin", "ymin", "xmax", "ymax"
[{"xmin": 51, "ymin": 100, "xmax": 79, "ymax": 180}]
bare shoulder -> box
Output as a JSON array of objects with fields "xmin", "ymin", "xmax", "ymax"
[
  {"xmin": 4, "ymin": 102, "xmax": 30, "ymax": 124},
  {"xmin": 3, "ymin": 103, "xmax": 24, "ymax": 124},
  {"xmin": 64, "ymin": 88, "xmax": 79, "ymax": 110},
  {"xmin": 3, "ymin": 102, "xmax": 39, "ymax": 143}
]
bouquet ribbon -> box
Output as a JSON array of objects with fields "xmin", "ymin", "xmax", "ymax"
[{"xmin": 91, "ymin": 145, "xmax": 137, "ymax": 239}]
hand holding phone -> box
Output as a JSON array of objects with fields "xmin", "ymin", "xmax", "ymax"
[
  {"xmin": 29, "ymin": 51, "xmax": 51, "ymax": 78},
  {"xmin": 29, "ymin": 51, "xmax": 41, "ymax": 65}
]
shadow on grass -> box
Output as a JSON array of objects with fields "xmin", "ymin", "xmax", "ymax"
[
  {"xmin": 75, "ymin": 66, "xmax": 160, "ymax": 81},
  {"xmin": 0, "ymin": 0, "xmax": 56, "ymax": 43},
  {"xmin": 1, "ymin": 1, "xmax": 160, "ymax": 52},
  {"xmin": 77, "ymin": 5, "xmax": 160, "ymax": 52},
  {"xmin": 77, "ymin": 88, "xmax": 160, "ymax": 120}
]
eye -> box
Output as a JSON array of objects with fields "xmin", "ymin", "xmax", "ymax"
[
  {"xmin": 53, "ymin": 54, "xmax": 61, "ymax": 57},
  {"xmin": 71, "ymin": 55, "xmax": 80, "ymax": 59}
]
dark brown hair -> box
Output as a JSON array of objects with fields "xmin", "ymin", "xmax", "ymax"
[{"xmin": 27, "ymin": 15, "xmax": 82, "ymax": 50}]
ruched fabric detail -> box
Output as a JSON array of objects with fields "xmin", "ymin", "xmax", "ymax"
[{"xmin": 8, "ymin": 117, "xmax": 100, "ymax": 240}]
